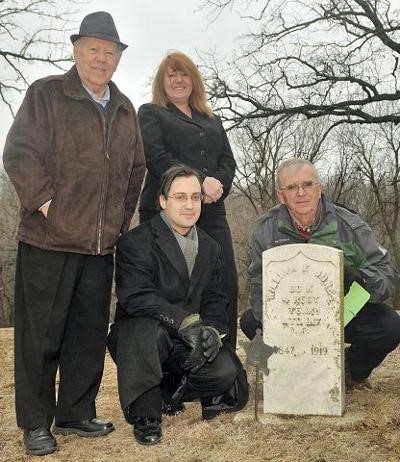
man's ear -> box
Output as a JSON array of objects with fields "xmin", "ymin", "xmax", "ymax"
[
  {"xmin": 277, "ymin": 189, "xmax": 285, "ymax": 205},
  {"xmin": 159, "ymin": 194, "xmax": 167, "ymax": 210}
]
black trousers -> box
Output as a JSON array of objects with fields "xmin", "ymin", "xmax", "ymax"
[
  {"xmin": 109, "ymin": 318, "xmax": 238, "ymax": 421},
  {"xmin": 14, "ymin": 242, "xmax": 113, "ymax": 429},
  {"xmin": 240, "ymin": 302, "xmax": 400, "ymax": 381},
  {"xmin": 197, "ymin": 213, "xmax": 238, "ymax": 348},
  {"xmin": 140, "ymin": 210, "xmax": 238, "ymax": 348}
]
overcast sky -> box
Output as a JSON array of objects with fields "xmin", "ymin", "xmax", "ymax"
[{"xmin": 0, "ymin": 0, "xmax": 252, "ymax": 156}]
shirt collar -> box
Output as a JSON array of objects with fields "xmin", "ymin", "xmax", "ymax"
[{"xmin": 82, "ymin": 84, "xmax": 110, "ymax": 107}]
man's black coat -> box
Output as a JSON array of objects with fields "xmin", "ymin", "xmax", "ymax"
[
  {"xmin": 113, "ymin": 213, "xmax": 229, "ymax": 332},
  {"xmin": 107, "ymin": 214, "xmax": 236, "ymax": 413}
]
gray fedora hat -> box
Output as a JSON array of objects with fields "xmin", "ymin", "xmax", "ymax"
[{"xmin": 70, "ymin": 11, "xmax": 128, "ymax": 50}]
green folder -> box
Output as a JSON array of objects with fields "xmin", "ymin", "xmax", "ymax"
[{"xmin": 343, "ymin": 281, "xmax": 371, "ymax": 326}]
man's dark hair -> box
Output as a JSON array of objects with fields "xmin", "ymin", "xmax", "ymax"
[{"xmin": 158, "ymin": 164, "xmax": 203, "ymax": 199}]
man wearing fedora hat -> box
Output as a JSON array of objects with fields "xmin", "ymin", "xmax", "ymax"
[{"xmin": 3, "ymin": 11, "xmax": 145, "ymax": 456}]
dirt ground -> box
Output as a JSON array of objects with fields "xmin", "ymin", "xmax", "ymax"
[{"xmin": 1, "ymin": 327, "xmax": 400, "ymax": 462}]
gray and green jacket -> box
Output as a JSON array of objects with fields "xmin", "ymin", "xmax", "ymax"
[{"xmin": 248, "ymin": 195, "xmax": 399, "ymax": 322}]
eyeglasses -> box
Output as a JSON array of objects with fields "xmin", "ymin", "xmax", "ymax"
[
  {"xmin": 279, "ymin": 180, "xmax": 320, "ymax": 194},
  {"xmin": 167, "ymin": 193, "xmax": 203, "ymax": 202}
]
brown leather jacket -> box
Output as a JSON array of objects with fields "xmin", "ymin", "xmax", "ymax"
[{"xmin": 3, "ymin": 66, "xmax": 145, "ymax": 255}]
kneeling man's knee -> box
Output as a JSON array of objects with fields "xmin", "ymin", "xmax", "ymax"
[{"xmin": 203, "ymin": 348, "xmax": 237, "ymax": 392}]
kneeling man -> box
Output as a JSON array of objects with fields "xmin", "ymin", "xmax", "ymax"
[
  {"xmin": 108, "ymin": 164, "xmax": 248, "ymax": 445},
  {"xmin": 241, "ymin": 158, "xmax": 400, "ymax": 390}
]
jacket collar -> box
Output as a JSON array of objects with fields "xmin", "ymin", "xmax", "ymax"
[
  {"xmin": 165, "ymin": 102, "xmax": 205, "ymax": 128},
  {"xmin": 63, "ymin": 65, "xmax": 129, "ymax": 112},
  {"xmin": 151, "ymin": 214, "xmax": 190, "ymax": 286},
  {"xmin": 277, "ymin": 194, "xmax": 337, "ymax": 237}
]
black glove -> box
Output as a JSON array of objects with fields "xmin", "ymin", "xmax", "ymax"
[
  {"xmin": 201, "ymin": 326, "xmax": 222, "ymax": 363},
  {"xmin": 179, "ymin": 320, "xmax": 206, "ymax": 373},
  {"xmin": 344, "ymin": 265, "xmax": 364, "ymax": 294}
]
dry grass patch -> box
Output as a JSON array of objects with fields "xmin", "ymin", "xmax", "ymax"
[{"xmin": 1, "ymin": 327, "xmax": 400, "ymax": 462}]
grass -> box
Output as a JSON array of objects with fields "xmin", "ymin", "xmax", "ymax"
[{"xmin": 1, "ymin": 327, "xmax": 400, "ymax": 462}]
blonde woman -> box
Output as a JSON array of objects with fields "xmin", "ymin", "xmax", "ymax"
[{"xmin": 138, "ymin": 51, "xmax": 238, "ymax": 347}]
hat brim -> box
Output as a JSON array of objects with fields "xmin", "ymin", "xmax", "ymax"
[{"xmin": 70, "ymin": 33, "xmax": 128, "ymax": 50}]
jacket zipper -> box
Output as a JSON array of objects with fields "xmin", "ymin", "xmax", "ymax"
[
  {"xmin": 96, "ymin": 104, "xmax": 119, "ymax": 254},
  {"xmin": 71, "ymin": 92, "xmax": 124, "ymax": 255},
  {"xmin": 97, "ymin": 115, "xmax": 109, "ymax": 254}
]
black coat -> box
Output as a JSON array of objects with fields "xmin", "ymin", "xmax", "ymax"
[
  {"xmin": 108, "ymin": 214, "xmax": 243, "ymax": 415},
  {"xmin": 113, "ymin": 214, "xmax": 229, "ymax": 334},
  {"xmin": 138, "ymin": 103, "xmax": 236, "ymax": 216}
]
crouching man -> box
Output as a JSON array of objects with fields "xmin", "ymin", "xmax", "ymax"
[
  {"xmin": 241, "ymin": 158, "xmax": 400, "ymax": 390},
  {"xmin": 107, "ymin": 164, "xmax": 248, "ymax": 445}
]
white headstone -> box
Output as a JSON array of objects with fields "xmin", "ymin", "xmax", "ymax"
[{"xmin": 263, "ymin": 243, "xmax": 344, "ymax": 416}]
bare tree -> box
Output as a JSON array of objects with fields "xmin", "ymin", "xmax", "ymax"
[
  {"xmin": 321, "ymin": 121, "xmax": 400, "ymax": 307},
  {"xmin": 0, "ymin": 0, "xmax": 82, "ymax": 325},
  {"xmin": 202, "ymin": 0, "xmax": 400, "ymax": 309},
  {"xmin": 231, "ymin": 118, "xmax": 286, "ymax": 213},
  {"xmin": 228, "ymin": 110, "xmax": 333, "ymax": 214},
  {"xmin": 201, "ymin": 0, "xmax": 400, "ymax": 137},
  {"xmin": 346, "ymin": 124, "xmax": 399, "ymax": 259},
  {"xmin": 0, "ymin": 0, "xmax": 81, "ymax": 115},
  {"xmin": 225, "ymin": 115, "xmax": 334, "ymax": 312},
  {"xmin": 0, "ymin": 170, "xmax": 19, "ymax": 326}
]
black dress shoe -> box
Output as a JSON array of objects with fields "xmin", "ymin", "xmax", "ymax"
[
  {"xmin": 132, "ymin": 417, "xmax": 162, "ymax": 445},
  {"xmin": 23, "ymin": 427, "xmax": 58, "ymax": 456},
  {"xmin": 53, "ymin": 418, "xmax": 114, "ymax": 437}
]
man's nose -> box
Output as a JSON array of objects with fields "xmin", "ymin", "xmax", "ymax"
[
  {"xmin": 96, "ymin": 51, "xmax": 106, "ymax": 62},
  {"xmin": 297, "ymin": 184, "xmax": 306, "ymax": 196},
  {"xmin": 184, "ymin": 197, "xmax": 195, "ymax": 208}
]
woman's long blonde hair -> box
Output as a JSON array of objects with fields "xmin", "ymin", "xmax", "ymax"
[{"xmin": 152, "ymin": 51, "xmax": 214, "ymax": 118}]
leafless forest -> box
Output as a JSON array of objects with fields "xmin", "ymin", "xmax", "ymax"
[{"xmin": 1, "ymin": 1, "xmax": 400, "ymax": 325}]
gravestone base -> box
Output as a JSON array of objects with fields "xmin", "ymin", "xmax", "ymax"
[{"xmin": 234, "ymin": 403, "xmax": 365, "ymax": 427}]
